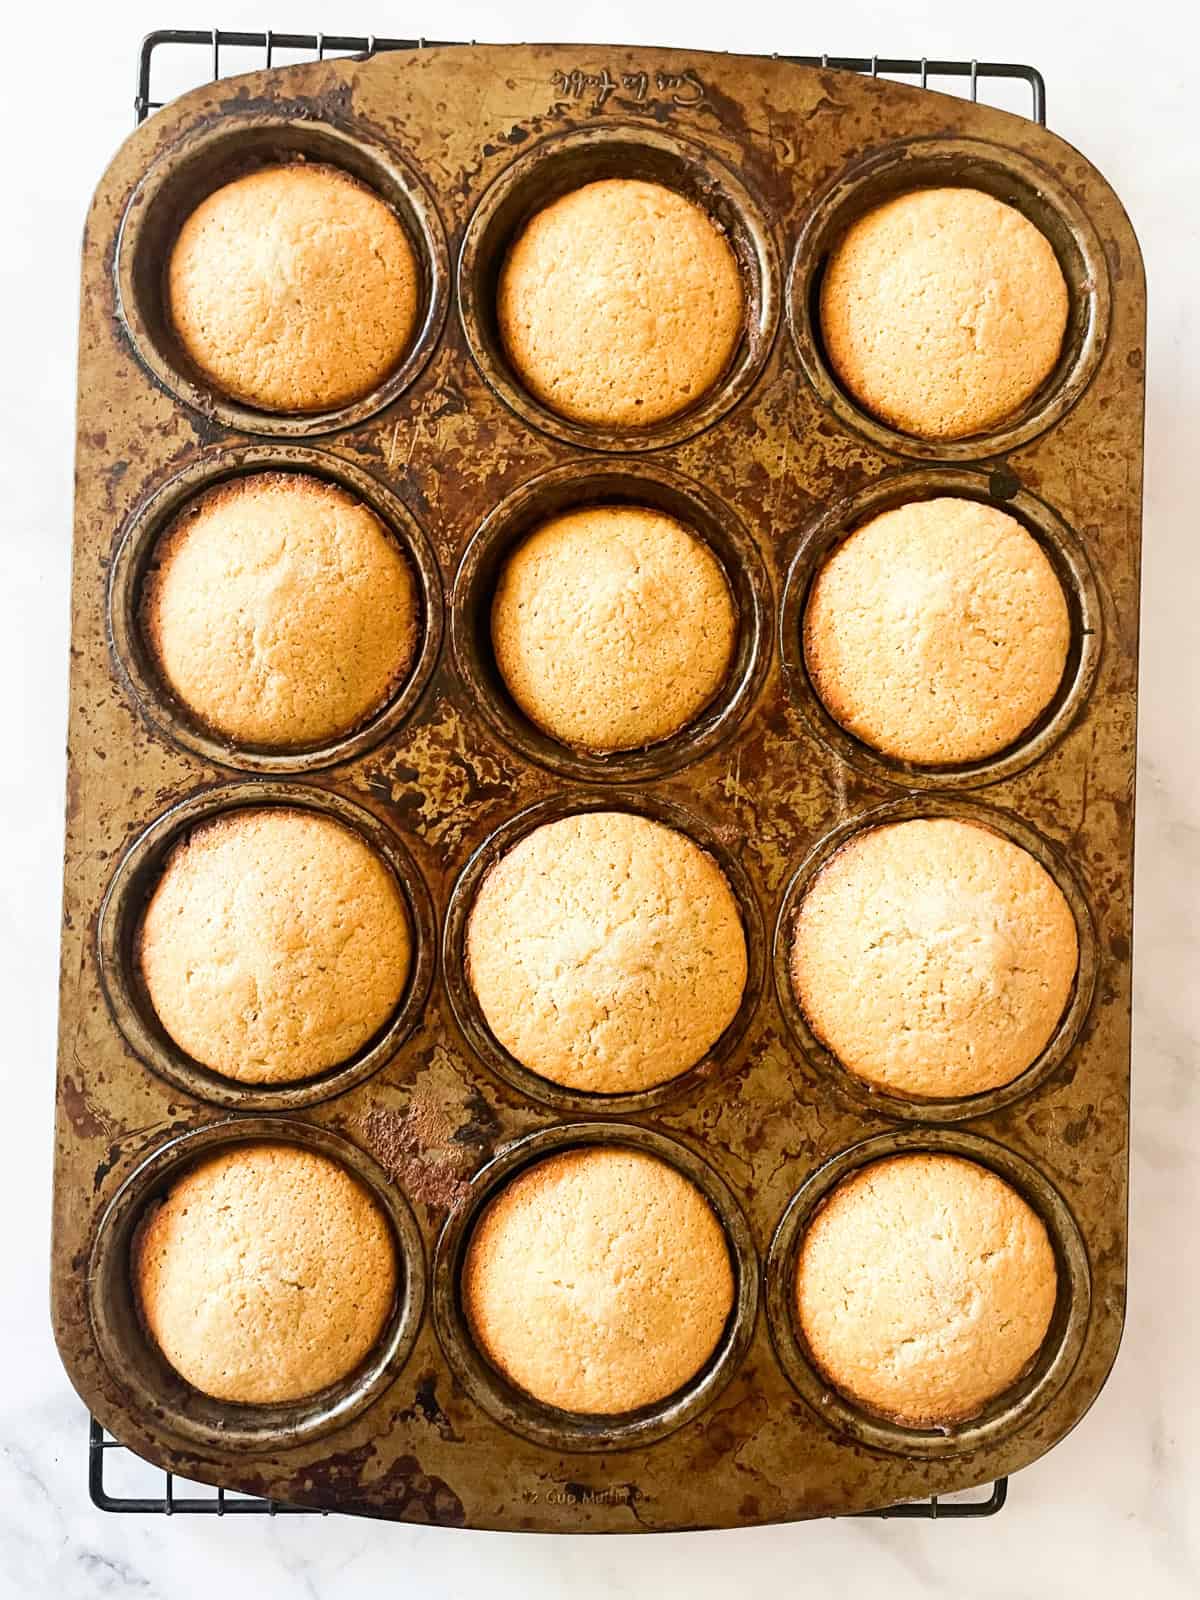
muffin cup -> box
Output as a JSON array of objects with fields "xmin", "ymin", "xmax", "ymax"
[
  {"xmin": 458, "ymin": 123, "xmax": 781, "ymax": 452},
  {"xmin": 451, "ymin": 460, "xmax": 772, "ymax": 782},
  {"xmin": 779, "ymin": 467, "xmax": 1103, "ymax": 791},
  {"xmin": 787, "ymin": 136, "xmax": 1111, "ymax": 460},
  {"xmin": 433, "ymin": 1121, "xmax": 758, "ymax": 1452},
  {"xmin": 765, "ymin": 1127, "xmax": 1091, "ymax": 1458},
  {"xmin": 443, "ymin": 790, "xmax": 765, "ymax": 1114},
  {"xmin": 97, "ymin": 781, "xmax": 436, "ymax": 1111},
  {"xmin": 772, "ymin": 795, "xmax": 1099, "ymax": 1123},
  {"xmin": 88, "ymin": 1116, "xmax": 426, "ymax": 1452},
  {"xmin": 108, "ymin": 444, "xmax": 444, "ymax": 773},
  {"xmin": 114, "ymin": 111, "xmax": 450, "ymax": 435}
]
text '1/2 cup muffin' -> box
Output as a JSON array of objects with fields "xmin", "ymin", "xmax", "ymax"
[
  {"xmin": 819, "ymin": 187, "xmax": 1069, "ymax": 440},
  {"xmin": 142, "ymin": 472, "xmax": 420, "ymax": 751},
  {"xmin": 133, "ymin": 1141, "xmax": 397, "ymax": 1404},
  {"xmin": 462, "ymin": 1145, "xmax": 734, "ymax": 1414},
  {"xmin": 490, "ymin": 503, "xmax": 736, "ymax": 753},
  {"xmin": 498, "ymin": 178, "xmax": 744, "ymax": 428},
  {"xmin": 803, "ymin": 497, "xmax": 1071, "ymax": 766},
  {"xmin": 790, "ymin": 817, "xmax": 1079, "ymax": 1100},
  {"xmin": 795, "ymin": 1153, "xmax": 1058, "ymax": 1428},
  {"xmin": 465, "ymin": 811, "xmax": 748, "ymax": 1096},
  {"xmin": 137, "ymin": 807, "xmax": 411, "ymax": 1084},
  {"xmin": 168, "ymin": 163, "xmax": 420, "ymax": 413}
]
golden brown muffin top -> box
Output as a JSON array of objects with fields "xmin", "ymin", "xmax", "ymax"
[
  {"xmin": 134, "ymin": 1142, "xmax": 396, "ymax": 1404},
  {"xmin": 168, "ymin": 163, "xmax": 419, "ymax": 412},
  {"xmin": 466, "ymin": 811, "xmax": 747, "ymax": 1094},
  {"xmin": 791, "ymin": 818, "xmax": 1077, "ymax": 1099},
  {"xmin": 491, "ymin": 504, "xmax": 736, "ymax": 751},
  {"xmin": 804, "ymin": 497, "xmax": 1070, "ymax": 765},
  {"xmin": 143, "ymin": 473, "xmax": 419, "ymax": 750},
  {"xmin": 138, "ymin": 808, "xmax": 411, "ymax": 1083},
  {"xmin": 820, "ymin": 187, "xmax": 1068, "ymax": 439},
  {"xmin": 463, "ymin": 1146, "xmax": 733, "ymax": 1413},
  {"xmin": 796, "ymin": 1153, "xmax": 1057, "ymax": 1427},
  {"xmin": 498, "ymin": 178, "xmax": 743, "ymax": 427}
]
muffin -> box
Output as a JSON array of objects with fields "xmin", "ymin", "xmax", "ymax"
[
  {"xmin": 138, "ymin": 808, "xmax": 411, "ymax": 1083},
  {"xmin": 498, "ymin": 178, "xmax": 743, "ymax": 427},
  {"xmin": 795, "ymin": 1154, "xmax": 1058, "ymax": 1427},
  {"xmin": 803, "ymin": 497, "xmax": 1070, "ymax": 764},
  {"xmin": 168, "ymin": 164, "xmax": 420, "ymax": 412},
  {"xmin": 134, "ymin": 1142, "xmax": 396, "ymax": 1404},
  {"xmin": 820, "ymin": 187, "xmax": 1069, "ymax": 438},
  {"xmin": 491, "ymin": 504, "xmax": 736, "ymax": 751},
  {"xmin": 791, "ymin": 818, "xmax": 1078, "ymax": 1099},
  {"xmin": 463, "ymin": 1147, "xmax": 733, "ymax": 1413},
  {"xmin": 142, "ymin": 473, "xmax": 419, "ymax": 750},
  {"xmin": 466, "ymin": 811, "xmax": 747, "ymax": 1094}
]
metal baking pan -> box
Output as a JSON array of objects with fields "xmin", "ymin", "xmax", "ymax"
[{"xmin": 53, "ymin": 42, "xmax": 1144, "ymax": 1529}]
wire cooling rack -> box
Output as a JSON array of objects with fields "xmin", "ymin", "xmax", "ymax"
[
  {"xmin": 88, "ymin": 1419, "xmax": 1008, "ymax": 1519},
  {"xmin": 132, "ymin": 31, "xmax": 1047, "ymax": 125},
  {"xmin": 89, "ymin": 27, "xmax": 1039, "ymax": 1522}
]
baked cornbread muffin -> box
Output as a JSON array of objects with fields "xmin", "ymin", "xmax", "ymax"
[
  {"xmin": 138, "ymin": 808, "xmax": 410, "ymax": 1083},
  {"xmin": 491, "ymin": 505, "xmax": 736, "ymax": 751},
  {"xmin": 466, "ymin": 811, "xmax": 747, "ymax": 1094},
  {"xmin": 820, "ymin": 187, "xmax": 1069, "ymax": 438},
  {"xmin": 463, "ymin": 1147, "xmax": 733, "ymax": 1412},
  {"xmin": 791, "ymin": 818, "xmax": 1077, "ymax": 1099},
  {"xmin": 796, "ymin": 1154, "xmax": 1058, "ymax": 1427},
  {"xmin": 143, "ymin": 473, "xmax": 419, "ymax": 749},
  {"xmin": 804, "ymin": 497, "xmax": 1070, "ymax": 764},
  {"xmin": 168, "ymin": 164, "xmax": 420, "ymax": 412},
  {"xmin": 498, "ymin": 178, "xmax": 743, "ymax": 427},
  {"xmin": 134, "ymin": 1143, "xmax": 396, "ymax": 1404}
]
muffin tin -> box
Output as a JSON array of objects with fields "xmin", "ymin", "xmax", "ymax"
[{"xmin": 53, "ymin": 44, "xmax": 1144, "ymax": 1528}]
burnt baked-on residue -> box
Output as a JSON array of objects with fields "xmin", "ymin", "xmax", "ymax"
[
  {"xmin": 133, "ymin": 1141, "xmax": 397, "ymax": 1404},
  {"xmin": 795, "ymin": 1153, "xmax": 1058, "ymax": 1428},
  {"xmin": 463, "ymin": 1145, "xmax": 733, "ymax": 1413},
  {"xmin": 498, "ymin": 178, "xmax": 744, "ymax": 427}
]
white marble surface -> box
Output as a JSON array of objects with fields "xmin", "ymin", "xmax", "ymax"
[{"xmin": 1, "ymin": 0, "xmax": 1197, "ymax": 1592}]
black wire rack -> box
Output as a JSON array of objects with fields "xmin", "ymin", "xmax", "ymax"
[
  {"xmin": 90, "ymin": 26, "xmax": 1040, "ymax": 1523},
  {"xmin": 133, "ymin": 30, "xmax": 1047, "ymax": 126},
  {"xmin": 88, "ymin": 1418, "xmax": 1008, "ymax": 1520}
]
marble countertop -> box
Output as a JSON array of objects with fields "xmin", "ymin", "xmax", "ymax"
[{"xmin": 2, "ymin": 0, "xmax": 1195, "ymax": 1593}]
